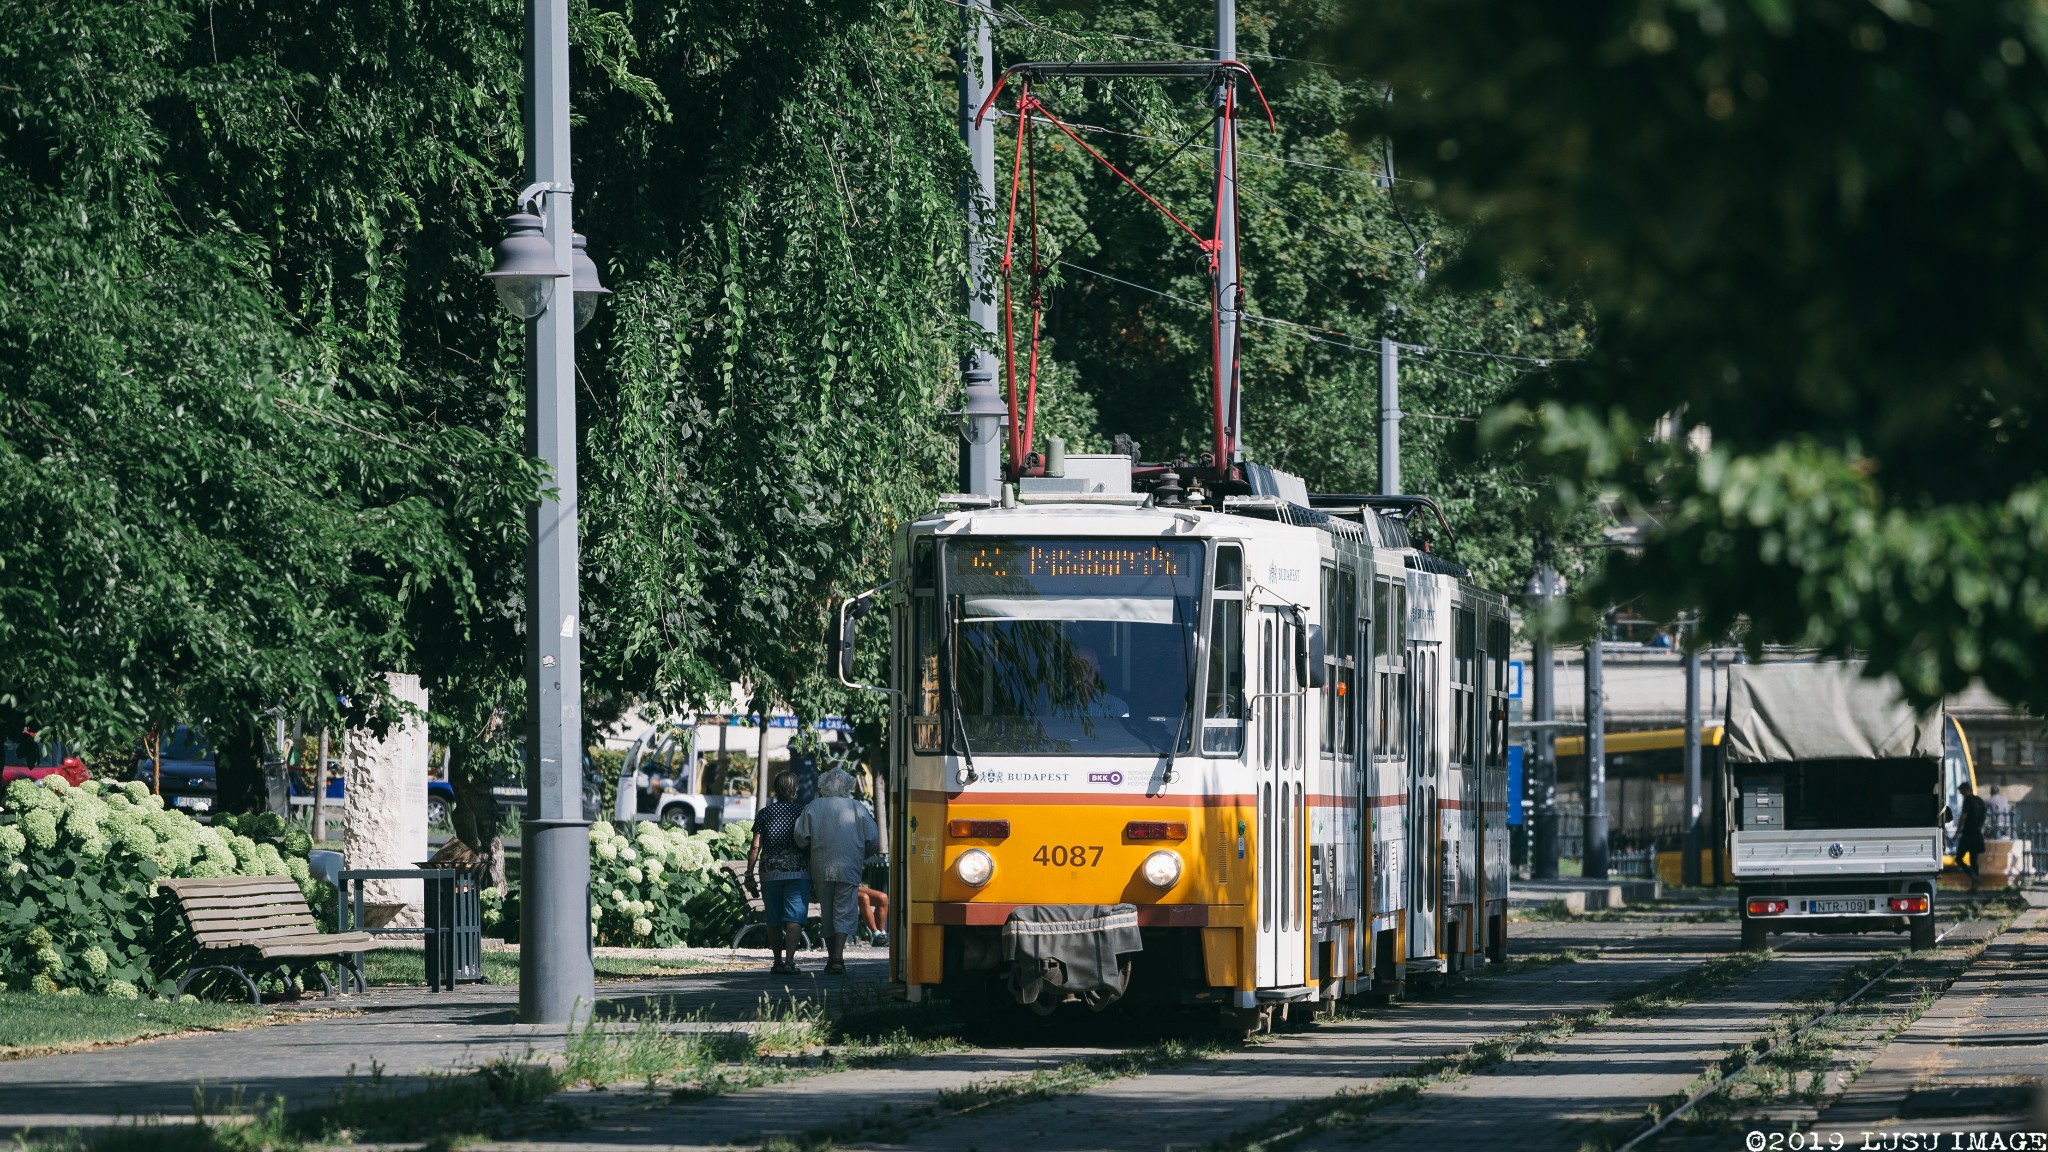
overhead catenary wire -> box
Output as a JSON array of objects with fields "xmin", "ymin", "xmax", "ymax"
[
  {"xmin": 989, "ymin": 107, "xmax": 1422, "ymax": 187},
  {"xmin": 935, "ymin": 0, "xmax": 1356, "ymax": 74},
  {"xmin": 1056, "ymin": 259, "xmax": 1563, "ymax": 369}
]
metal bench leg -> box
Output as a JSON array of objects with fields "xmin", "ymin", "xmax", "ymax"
[{"xmin": 179, "ymin": 964, "xmax": 263, "ymax": 1006}]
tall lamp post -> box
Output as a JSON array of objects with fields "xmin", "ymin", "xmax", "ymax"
[{"xmin": 485, "ymin": 0, "xmax": 610, "ymax": 1027}]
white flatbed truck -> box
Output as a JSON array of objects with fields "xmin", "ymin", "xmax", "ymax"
[{"xmin": 1726, "ymin": 662, "xmax": 1943, "ymax": 951}]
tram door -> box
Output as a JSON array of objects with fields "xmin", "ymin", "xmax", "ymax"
[
  {"xmin": 1254, "ymin": 605, "xmax": 1308, "ymax": 988},
  {"xmin": 1407, "ymin": 642, "xmax": 1440, "ymax": 959}
]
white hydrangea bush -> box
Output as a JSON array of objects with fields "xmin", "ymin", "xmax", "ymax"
[
  {"xmin": 585, "ymin": 820, "xmax": 745, "ymax": 947},
  {"xmin": 0, "ymin": 776, "xmax": 317, "ymax": 996}
]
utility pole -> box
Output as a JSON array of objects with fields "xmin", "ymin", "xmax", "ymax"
[
  {"xmin": 1216, "ymin": 0, "xmax": 1243, "ymax": 466},
  {"xmin": 957, "ymin": 0, "xmax": 1004, "ymax": 495},
  {"xmin": 313, "ymin": 726, "xmax": 331, "ymax": 845},
  {"xmin": 1379, "ymin": 334, "xmax": 1401, "ymax": 495},
  {"xmin": 1683, "ymin": 631, "xmax": 1704, "ymax": 887},
  {"xmin": 755, "ymin": 706, "xmax": 772, "ymax": 806},
  {"xmin": 517, "ymin": 0, "xmax": 595, "ymax": 1026},
  {"xmin": 1584, "ymin": 632, "xmax": 1608, "ymax": 880},
  {"xmin": 1530, "ymin": 535, "xmax": 1559, "ymax": 880},
  {"xmin": 1376, "ymin": 132, "xmax": 1407, "ymax": 494}
]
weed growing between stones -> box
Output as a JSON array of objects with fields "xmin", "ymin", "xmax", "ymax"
[
  {"xmin": 1201, "ymin": 949, "xmax": 1777, "ymax": 1152},
  {"xmin": 761, "ymin": 1040, "xmax": 1222, "ymax": 1152}
]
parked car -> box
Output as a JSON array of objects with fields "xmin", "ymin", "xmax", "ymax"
[
  {"xmin": 131, "ymin": 725, "xmax": 219, "ymax": 817},
  {"xmin": 1, "ymin": 730, "xmax": 88, "ymax": 788}
]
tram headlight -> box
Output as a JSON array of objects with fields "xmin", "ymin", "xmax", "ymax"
[
  {"xmin": 955, "ymin": 848, "xmax": 995, "ymax": 888},
  {"xmin": 1141, "ymin": 849, "xmax": 1183, "ymax": 890}
]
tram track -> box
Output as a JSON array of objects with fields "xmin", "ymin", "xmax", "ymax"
[
  {"xmin": 1612, "ymin": 907, "xmax": 2021, "ymax": 1152},
  {"xmin": 532, "ymin": 914, "xmax": 1926, "ymax": 1152},
  {"xmin": 809, "ymin": 921, "xmax": 1739, "ymax": 1151},
  {"xmin": 1199, "ymin": 919, "xmax": 1947, "ymax": 1152}
]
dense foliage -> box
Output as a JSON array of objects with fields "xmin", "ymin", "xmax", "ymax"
[
  {"xmin": 487, "ymin": 820, "xmax": 750, "ymax": 945},
  {"xmin": 0, "ymin": 779, "xmax": 316, "ymax": 996},
  {"xmin": 1339, "ymin": 1, "xmax": 2048, "ymax": 703},
  {"xmin": 983, "ymin": 0, "xmax": 1596, "ymax": 591},
  {"xmin": 0, "ymin": 0, "xmax": 542, "ymax": 761}
]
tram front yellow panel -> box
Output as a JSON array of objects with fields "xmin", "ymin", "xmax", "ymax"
[{"xmin": 905, "ymin": 795, "xmax": 1252, "ymax": 912}]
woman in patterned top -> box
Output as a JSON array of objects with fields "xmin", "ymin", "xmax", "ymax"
[{"xmin": 746, "ymin": 771, "xmax": 810, "ymax": 974}]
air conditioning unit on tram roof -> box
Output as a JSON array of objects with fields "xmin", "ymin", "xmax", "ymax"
[{"xmin": 1016, "ymin": 453, "xmax": 1134, "ymax": 495}]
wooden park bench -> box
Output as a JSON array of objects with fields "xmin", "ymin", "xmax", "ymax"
[{"xmin": 162, "ymin": 875, "xmax": 382, "ymax": 1004}]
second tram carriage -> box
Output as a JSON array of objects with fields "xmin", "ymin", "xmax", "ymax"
[{"xmin": 839, "ymin": 459, "xmax": 1512, "ymax": 1030}]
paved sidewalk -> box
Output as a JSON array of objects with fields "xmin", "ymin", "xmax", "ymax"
[
  {"xmin": 0, "ymin": 946, "xmax": 887, "ymax": 1138},
  {"xmin": 1813, "ymin": 907, "xmax": 2048, "ymax": 1139}
]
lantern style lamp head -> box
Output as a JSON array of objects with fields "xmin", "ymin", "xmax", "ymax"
[
  {"xmin": 485, "ymin": 212, "xmax": 565, "ymax": 321},
  {"xmin": 571, "ymin": 232, "xmax": 612, "ymax": 331}
]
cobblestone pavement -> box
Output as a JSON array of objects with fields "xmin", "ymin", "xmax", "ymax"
[
  {"xmin": 1811, "ymin": 907, "xmax": 2048, "ymax": 1141},
  {"xmin": 484, "ymin": 919, "xmax": 1715, "ymax": 1152},
  {"xmin": 1295, "ymin": 935, "xmax": 1897, "ymax": 1152},
  {"xmin": 0, "ymin": 944, "xmax": 889, "ymax": 1137},
  {"xmin": 12, "ymin": 903, "xmax": 2047, "ymax": 1151}
]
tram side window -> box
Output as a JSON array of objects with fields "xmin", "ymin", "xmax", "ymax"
[
  {"xmin": 1321, "ymin": 566, "xmax": 1337, "ymax": 754},
  {"xmin": 1374, "ymin": 577, "xmax": 1406, "ymax": 758},
  {"xmin": 912, "ymin": 590, "xmax": 942, "ymax": 753},
  {"xmin": 1338, "ymin": 567, "xmax": 1357, "ymax": 757},
  {"xmin": 1499, "ymin": 614, "xmax": 1515, "ymax": 766},
  {"xmin": 1204, "ymin": 545, "xmax": 1246, "ymax": 755},
  {"xmin": 1453, "ymin": 606, "xmax": 1476, "ymax": 767}
]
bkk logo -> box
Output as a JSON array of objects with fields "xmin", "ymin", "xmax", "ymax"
[{"xmin": 1087, "ymin": 771, "xmax": 1124, "ymax": 785}]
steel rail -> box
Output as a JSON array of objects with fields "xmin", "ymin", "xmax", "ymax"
[{"xmin": 1613, "ymin": 919, "xmax": 1966, "ymax": 1152}]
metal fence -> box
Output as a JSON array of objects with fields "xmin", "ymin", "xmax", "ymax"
[{"xmin": 2008, "ymin": 823, "xmax": 2047, "ymax": 883}]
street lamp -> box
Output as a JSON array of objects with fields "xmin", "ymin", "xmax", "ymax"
[
  {"xmin": 494, "ymin": 0, "xmax": 598, "ymax": 1028},
  {"xmin": 487, "ymin": 216, "xmax": 610, "ymax": 330},
  {"xmin": 570, "ymin": 232, "xmax": 611, "ymax": 332},
  {"xmin": 485, "ymin": 212, "xmax": 565, "ymax": 321}
]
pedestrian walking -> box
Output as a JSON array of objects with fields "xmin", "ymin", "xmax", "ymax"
[
  {"xmin": 1986, "ymin": 783, "xmax": 2014, "ymax": 840},
  {"xmin": 1956, "ymin": 781, "xmax": 1989, "ymax": 891},
  {"xmin": 795, "ymin": 767, "xmax": 880, "ymax": 974},
  {"xmin": 746, "ymin": 770, "xmax": 810, "ymax": 975}
]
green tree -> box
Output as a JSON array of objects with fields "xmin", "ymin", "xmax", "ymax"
[
  {"xmin": 983, "ymin": 0, "xmax": 1595, "ymax": 593},
  {"xmin": 0, "ymin": 0, "xmax": 540, "ymax": 779},
  {"xmin": 1339, "ymin": 0, "xmax": 2048, "ymax": 705}
]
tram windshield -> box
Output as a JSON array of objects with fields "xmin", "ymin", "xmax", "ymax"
[{"xmin": 946, "ymin": 539, "xmax": 1203, "ymax": 756}]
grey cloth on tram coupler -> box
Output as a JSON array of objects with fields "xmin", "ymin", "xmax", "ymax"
[{"xmin": 1002, "ymin": 903, "xmax": 1142, "ymax": 1010}]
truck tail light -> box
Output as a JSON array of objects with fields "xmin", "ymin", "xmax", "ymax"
[
  {"xmin": 1125, "ymin": 821, "xmax": 1188, "ymax": 841},
  {"xmin": 1889, "ymin": 895, "xmax": 1929, "ymax": 914},
  {"xmin": 948, "ymin": 819, "xmax": 1010, "ymax": 839},
  {"xmin": 1747, "ymin": 898, "xmax": 1788, "ymax": 916}
]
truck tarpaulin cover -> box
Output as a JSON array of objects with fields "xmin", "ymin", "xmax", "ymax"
[{"xmin": 1725, "ymin": 663, "xmax": 1942, "ymax": 765}]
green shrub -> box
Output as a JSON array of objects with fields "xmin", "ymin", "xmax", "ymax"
[
  {"xmin": 0, "ymin": 777, "xmax": 320, "ymax": 995},
  {"xmin": 702, "ymin": 820, "xmax": 752, "ymax": 862},
  {"xmin": 584, "ymin": 821, "xmax": 747, "ymax": 948}
]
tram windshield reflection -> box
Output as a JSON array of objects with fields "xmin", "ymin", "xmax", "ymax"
[{"xmin": 946, "ymin": 539, "xmax": 1204, "ymax": 757}]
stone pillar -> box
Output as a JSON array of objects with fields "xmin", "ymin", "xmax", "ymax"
[{"xmin": 345, "ymin": 672, "xmax": 431, "ymax": 927}]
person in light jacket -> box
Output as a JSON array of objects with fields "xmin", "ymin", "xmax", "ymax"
[{"xmin": 794, "ymin": 767, "xmax": 879, "ymax": 974}]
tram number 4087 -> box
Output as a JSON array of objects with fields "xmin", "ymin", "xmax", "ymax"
[{"xmin": 1034, "ymin": 845, "xmax": 1103, "ymax": 867}]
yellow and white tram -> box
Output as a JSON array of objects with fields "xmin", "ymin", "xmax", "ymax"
[{"xmin": 838, "ymin": 459, "xmax": 1512, "ymax": 1029}]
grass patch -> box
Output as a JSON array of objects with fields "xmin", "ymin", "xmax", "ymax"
[
  {"xmin": 358, "ymin": 948, "xmax": 719, "ymax": 987},
  {"xmin": 19, "ymin": 1057, "xmax": 572, "ymax": 1152},
  {"xmin": 1203, "ymin": 949, "xmax": 1776, "ymax": 1152},
  {"xmin": 20, "ymin": 991, "xmax": 971, "ymax": 1151},
  {"xmin": 562, "ymin": 992, "xmax": 964, "ymax": 1104},
  {"xmin": 0, "ymin": 992, "xmax": 272, "ymax": 1059},
  {"xmin": 764, "ymin": 1040, "xmax": 1218, "ymax": 1151}
]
